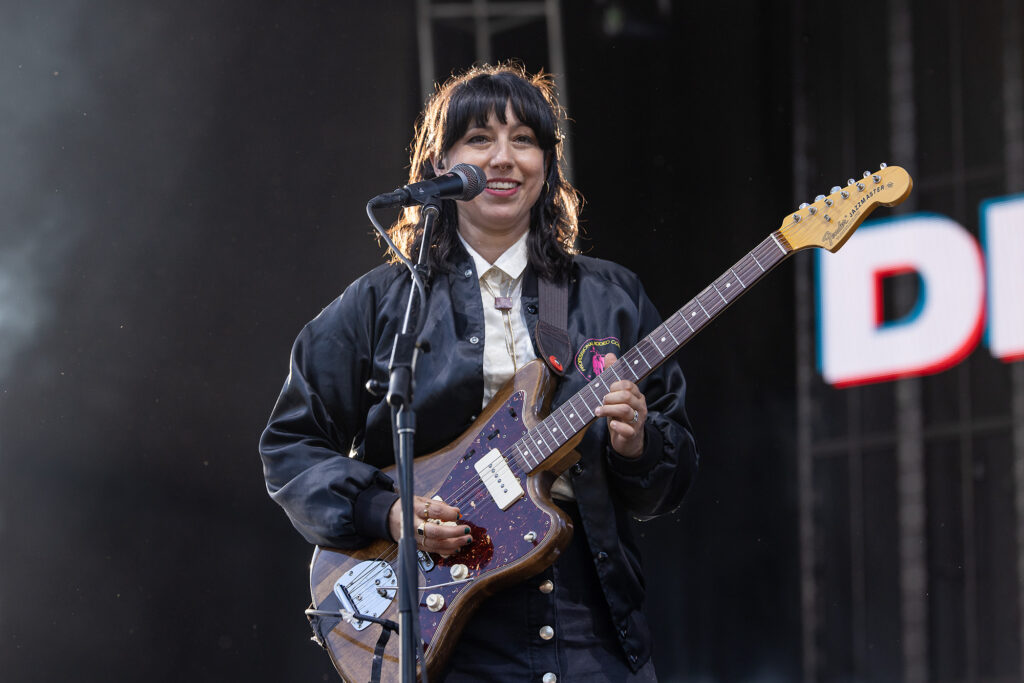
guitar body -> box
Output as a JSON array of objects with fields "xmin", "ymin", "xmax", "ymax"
[{"xmin": 309, "ymin": 359, "xmax": 586, "ymax": 683}]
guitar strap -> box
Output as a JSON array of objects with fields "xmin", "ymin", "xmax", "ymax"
[{"xmin": 535, "ymin": 273, "xmax": 571, "ymax": 377}]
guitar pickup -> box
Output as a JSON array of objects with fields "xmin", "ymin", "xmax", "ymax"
[{"xmin": 474, "ymin": 449, "xmax": 524, "ymax": 510}]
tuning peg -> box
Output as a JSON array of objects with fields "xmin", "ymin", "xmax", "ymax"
[
  {"xmin": 799, "ymin": 202, "xmax": 809, "ymax": 209},
  {"xmin": 824, "ymin": 197, "xmax": 834, "ymax": 206},
  {"xmin": 847, "ymin": 178, "xmax": 856, "ymax": 185},
  {"xmin": 815, "ymin": 194, "xmax": 826, "ymax": 202},
  {"xmin": 808, "ymin": 206, "xmax": 818, "ymax": 214},
  {"xmin": 879, "ymin": 162, "xmax": 888, "ymax": 169},
  {"xmin": 792, "ymin": 213, "xmax": 801, "ymax": 222},
  {"xmin": 863, "ymin": 171, "xmax": 871, "ymax": 178},
  {"xmin": 856, "ymin": 181, "xmax": 865, "ymax": 191},
  {"xmin": 830, "ymin": 186, "xmax": 841, "ymax": 194},
  {"xmin": 873, "ymin": 174, "xmax": 881, "ymax": 183},
  {"xmin": 840, "ymin": 190, "xmax": 850, "ymax": 199}
]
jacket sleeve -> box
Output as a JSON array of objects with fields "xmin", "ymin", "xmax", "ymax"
[
  {"xmin": 604, "ymin": 282, "xmax": 699, "ymax": 520},
  {"xmin": 258, "ymin": 282, "xmax": 400, "ymax": 549}
]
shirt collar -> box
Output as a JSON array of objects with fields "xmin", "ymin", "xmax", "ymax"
[{"xmin": 458, "ymin": 230, "xmax": 530, "ymax": 281}]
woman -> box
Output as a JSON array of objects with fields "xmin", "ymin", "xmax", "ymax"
[{"xmin": 260, "ymin": 63, "xmax": 699, "ymax": 681}]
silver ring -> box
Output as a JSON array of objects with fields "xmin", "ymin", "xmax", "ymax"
[{"xmin": 631, "ymin": 409, "xmax": 639, "ymax": 424}]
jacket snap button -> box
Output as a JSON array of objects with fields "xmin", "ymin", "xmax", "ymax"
[
  {"xmin": 629, "ymin": 654, "xmax": 638, "ymax": 664},
  {"xmin": 526, "ymin": 303, "xmax": 538, "ymax": 314},
  {"xmin": 596, "ymin": 551, "xmax": 608, "ymax": 562},
  {"xmin": 571, "ymin": 462, "xmax": 584, "ymax": 476},
  {"xmin": 469, "ymin": 336, "xmax": 479, "ymax": 344},
  {"xmin": 619, "ymin": 627, "xmax": 628, "ymax": 638},
  {"xmin": 542, "ymin": 674, "xmax": 557, "ymax": 683},
  {"xmin": 464, "ymin": 268, "xmax": 473, "ymax": 278},
  {"xmin": 539, "ymin": 625, "xmax": 554, "ymax": 640}
]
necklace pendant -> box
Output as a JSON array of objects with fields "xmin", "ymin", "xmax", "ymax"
[{"xmin": 493, "ymin": 296, "xmax": 513, "ymax": 311}]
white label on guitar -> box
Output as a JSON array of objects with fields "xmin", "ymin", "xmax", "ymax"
[{"xmin": 474, "ymin": 449, "xmax": 524, "ymax": 510}]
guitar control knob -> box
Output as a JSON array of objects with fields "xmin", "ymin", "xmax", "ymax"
[
  {"xmin": 450, "ymin": 564, "xmax": 469, "ymax": 581},
  {"xmin": 425, "ymin": 593, "xmax": 445, "ymax": 612},
  {"xmin": 524, "ymin": 531, "xmax": 538, "ymax": 543}
]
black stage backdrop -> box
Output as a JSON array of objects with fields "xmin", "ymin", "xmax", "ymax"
[{"xmin": 0, "ymin": 2, "xmax": 800, "ymax": 681}]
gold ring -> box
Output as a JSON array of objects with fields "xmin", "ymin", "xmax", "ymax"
[
  {"xmin": 416, "ymin": 521, "xmax": 426, "ymax": 537},
  {"xmin": 422, "ymin": 502, "xmax": 431, "ymax": 519}
]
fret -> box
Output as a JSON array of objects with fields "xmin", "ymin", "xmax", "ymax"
[
  {"xmin": 750, "ymin": 251, "xmax": 766, "ymax": 271},
  {"xmin": 712, "ymin": 282, "xmax": 728, "ymax": 304},
  {"xmin": 680, "ymin": 309, "xmax": 696, "ymax": 332},
  {"xmin": 730, "ymin": 267, "xmax": 746, "ymax": 288},
  {"xmin": 633, "ymin": 346, "xmax": 652, "ymax": 371},
  {"xmin": 664, "ymin": 323, "xmax": 680, "ymax": 345},
  {"xmin": 696, "ymin": 296, "xmax": 711, "ymax": 319}
]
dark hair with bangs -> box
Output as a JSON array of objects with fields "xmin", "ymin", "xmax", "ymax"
[{"xmin": 383, "ymin": 63, "xmax": 581, "ymax": 282}]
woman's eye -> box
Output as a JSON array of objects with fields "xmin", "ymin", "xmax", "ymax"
[
  {"xmin": 467, "ymin": 134, "xmax": 489, "ymax": 144},
  {"xmin": 514, "ymin": 134, "xmax": 537, "ymax": 145}
]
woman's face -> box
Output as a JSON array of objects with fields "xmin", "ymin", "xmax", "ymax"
[{"xmin": 438, "ymin": 102, "xmax": 546, "ymax": 240}]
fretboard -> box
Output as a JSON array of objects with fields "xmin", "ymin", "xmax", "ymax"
[{"xmin": 507, "ymin": 231, "xmax": 793, "ymax": 473}]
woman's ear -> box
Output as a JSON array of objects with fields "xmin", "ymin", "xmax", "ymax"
[{"xmin": 432, "ymin": 156, "xmax": 446, "ymax": 176}]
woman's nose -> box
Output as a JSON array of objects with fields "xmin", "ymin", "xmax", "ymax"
[{"xmin": 489, "ymin": 138, "xmax": 513, "ymax": 167}]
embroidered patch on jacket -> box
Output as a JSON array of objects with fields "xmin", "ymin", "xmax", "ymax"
[{"xmin": 575, "ymin": 336, "xmax": 622, "ymax": 380}]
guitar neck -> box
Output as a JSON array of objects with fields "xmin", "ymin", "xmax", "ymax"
[{"xmin": 509, "ymin": 231, "xmax": 794, "ymax": 473}]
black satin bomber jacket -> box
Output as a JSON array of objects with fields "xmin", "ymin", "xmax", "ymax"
[{"xmin": 259, "ymin": 248, "xmax": 699, "ymax": 671}]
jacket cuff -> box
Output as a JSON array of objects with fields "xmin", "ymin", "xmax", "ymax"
[
  {"xmin": 354, "ymin": 487, "xmax": 400, "ymax": 541},
  {"xmin": 607, "ymin": 421, "xmax": 664, "ymax": 476}
]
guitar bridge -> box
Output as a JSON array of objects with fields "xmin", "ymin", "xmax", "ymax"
[{"xmin": 333, "ymin": 560, "xmax": 397, "ymax": 631}]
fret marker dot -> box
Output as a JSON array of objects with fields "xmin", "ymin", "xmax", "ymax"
[
  {"xmin": 633, "ymin": 360, "xmax": 638, "ymax": 365},
  {"xmin": 570, "ymin": 413, "xmax": 575, "ymax": 418},
  {"xmin": 536, "ymin": 440, "xmax": 542, "ymax": 444},
  {"xmin": 553, "ymin": 427, "xmax": 559, "ymax": 432},
  {"xmin": 661, "ymin": 337, "xmax": 666, "ymax": 342},
  {"xmin": 691, "ymin": 312, "xmax": 696, "ymax": 317},
  {"xmin": 725, "ymin": 283, "xmax": 731, "ymax": 288}
]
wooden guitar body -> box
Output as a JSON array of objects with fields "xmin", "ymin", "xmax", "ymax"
[{"xmin": 309, "ymin": 359, "xmax": 586, "ymax": 683}]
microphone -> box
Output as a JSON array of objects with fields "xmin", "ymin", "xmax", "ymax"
[{"xmin": 369, "ymin": 163, "xmax": 487, "ymax": 208}]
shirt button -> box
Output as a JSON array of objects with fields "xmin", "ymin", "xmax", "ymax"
[
  {"xmin": 542, "ymin": 674, "xmax": 557, "ymax": 683},
  {"xmin": 538, "ymin": 580, "xmax": 554, "ymax": 594},
  {"xmin": 539, "ymin": 625, "xmax": 554, "ymax": 640},
  {"xmin": 629, "ymin": 654, "xmax": 638, "ymax": 664},
  {"xmin": 571, "ymin": 462, "xmax": 584, "ymax": 476},
  {"xmin": 526, "ymin": 303, "xmax": 538, "ymax": 314},
  {"xmin": 464, "ymin": 268, "xmax": 473, "ymax": 278},
  {"xmin": 469, "ymin": 336, "xmax": 479, "ymax": 344}
]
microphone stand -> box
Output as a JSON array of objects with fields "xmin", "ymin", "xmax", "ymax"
[{"xmin": 385, "ymin": 195, "xmax": 440, "ymax": 683}]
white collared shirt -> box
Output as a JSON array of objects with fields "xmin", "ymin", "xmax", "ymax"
[{"xmin": 459, "ymin": 231, "xmax": 539, "ymax": 408}]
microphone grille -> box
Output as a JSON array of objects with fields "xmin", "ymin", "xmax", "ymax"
[{"xmin": 451, "ymin": 163, "xmax": 487, "ymax": 200}]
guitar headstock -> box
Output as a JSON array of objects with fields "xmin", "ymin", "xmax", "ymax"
[{"xmin": 779, "ymin": 164, "xmax": 913, "ymax": 252}]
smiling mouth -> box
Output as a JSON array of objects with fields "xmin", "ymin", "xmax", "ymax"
[{"xmin": 486, "ymin": 180, "xmax": 519, "ymax": 190}]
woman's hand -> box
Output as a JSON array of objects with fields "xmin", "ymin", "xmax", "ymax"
[
  {"xmin": 593, "ymin": 352, "xmax": 647, "ymax": 458},
  {"xmin": 388, "ymin": 496, "xmax": 473, "ymax": 557}
]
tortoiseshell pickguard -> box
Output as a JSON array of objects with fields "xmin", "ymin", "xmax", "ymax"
[{"xmin": 412, "ymin": 390, "xmax": 553, "ymax": 645}]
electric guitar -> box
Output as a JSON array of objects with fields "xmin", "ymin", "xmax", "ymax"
[{"xmin": 307, "ymin": 165, "xmax": 913, "ymax": 682}]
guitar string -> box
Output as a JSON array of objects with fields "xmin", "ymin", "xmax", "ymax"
[{"xmin": 340, "ymin": 231, "xmax": 794, "ymax": 598}]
